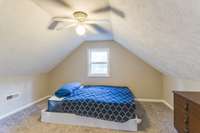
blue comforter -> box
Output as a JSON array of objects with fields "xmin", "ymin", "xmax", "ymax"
[
  {"xmin": 48, "ymin": 85, "xmax": 136, "ymax": 122},
  {"xmin": 64, "ymin": 85, "xmax": 134, "ymax": 104}
]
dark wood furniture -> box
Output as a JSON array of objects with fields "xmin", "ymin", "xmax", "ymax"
[{"xmin": 174, "ymin": 91, "xmax": 200, "ymax": 133}]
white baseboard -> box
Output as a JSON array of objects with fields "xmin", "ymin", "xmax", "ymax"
[
  {"xmin": 136, "ymin": 98, "xmax": 163, "ymax": 103},
  {"xmin": 0, "ymin": 96, "xmax": 173, "ymax": 121},
  {"xmin": 162, "ymin": 100, "xmax": 174, "ymax": 110},
  {"xmin": 0, "ymin": 95, "xmax": 50, "ymax": 120},
  {"xmin": 136, "ymin": 98, "xmax": 174, "ymax": 110}
]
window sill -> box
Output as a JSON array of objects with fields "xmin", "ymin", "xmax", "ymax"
[{"xmin": 88, "ymin": 74, "xmax": 110, "ymax": 78}]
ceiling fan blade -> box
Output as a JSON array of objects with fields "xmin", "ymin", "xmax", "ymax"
[
  {"xmin": 48, "ymin": 21, "xmax": 59, "ymax": 30},
  {"xmin": 110, "ymin": 7, "xmax": 125, "ymax": 18},
  {"xmin": 47, "ymin": 0, "xmax": 72, "ymax": 9},
  {"xmin": 92, "ymin": 5, "xmax": 111, "ymax": 13},
  {"xmin": 85, "ymin": 19, "xmax": 110, "ymax": 24},
  {"xmin": 85, "ymin": 25, "xmax": 97, "ymax": 33},
  {"xmin": 92, "ymin": 5, "xmax": 125, "ymax": 18},
  {"xmin": 53, "ymin": 17, "xmax": 76, "ymax": 22},
  {"xmin": 56, "ymin": 23, "xmax": 76, "ymax": 30},
  {"xmin": 32, "ymin": 0, "xmax": 72, "ymax": 17},
  {"xmin": 88, "ymin": 24, "xmax": 110, "ymax": 34}
]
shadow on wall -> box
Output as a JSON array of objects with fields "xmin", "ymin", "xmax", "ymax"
[{"xmin": 135, "ymin": 101, "xmax": 150, "ymax": 131}]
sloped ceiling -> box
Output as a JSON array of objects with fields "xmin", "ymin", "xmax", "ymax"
[
  {"xmin": 0, "ymin": 0, "xmax": 112, "ymax": 75},
  {"xmin": 110, "ymin": 0, "xmax": 200, "ymax": 79},
  {"xmin": 0, "ymin": 0, "xmax": 200, "ymax": 79}
]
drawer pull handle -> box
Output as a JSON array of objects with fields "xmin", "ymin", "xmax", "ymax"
[
  {"xmin": 184, "ymin": 118, "xmax": 189, "ymax": 124},
  {"xmin": 184, "ymin": 103, "xmax": 189, "ymax": 111},
  {"xmin": 184, "ymin": 128, "xmax": 189, "ymax": 133}
]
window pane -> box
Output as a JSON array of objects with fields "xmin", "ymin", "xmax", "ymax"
[
  {"xmin": 91, "ymin": 51, "xmax": 108, "ymax": 62},
  {"xmin": 91, "ymin": 63, "xmax": 108, "ymax": 74}
]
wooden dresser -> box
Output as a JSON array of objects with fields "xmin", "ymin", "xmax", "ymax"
[{"xmin": 174, "ymin": 91, "xmax": 200, "ymax": 133}]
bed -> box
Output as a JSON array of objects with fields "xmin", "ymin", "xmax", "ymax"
[{"xmin": 41, "ymin": 83, "xmax": 140, "ymax": 131}]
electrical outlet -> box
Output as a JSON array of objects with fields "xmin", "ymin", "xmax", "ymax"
[{"xmin": 6, "ymin": 93, "xmax": 20, "ymax": 100}]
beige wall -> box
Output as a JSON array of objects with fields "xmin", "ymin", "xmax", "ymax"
[
  {"xmin": 1, "ymin": 40, "xmax": 199, "ymax": 118},
  {"xmin": 49, "ymin": 41, "xmax": 163, "ymax": 99},
  {"xmin": 163, "ymin": 75, "xmax": 200, "ymax": 106},
  {"xmin": 0, "ymin": 74, "xmax": 49, "ymax": 117}
]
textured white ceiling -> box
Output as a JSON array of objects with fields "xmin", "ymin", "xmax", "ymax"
[
  {"xmin": 0, "ymin": 0, "xmax": 200, "ymax": 79},
  {"xmin": 0, "ymin": 0, "xmax": 112, "ymax": 75},
  {"xmin": 110, "ymin": 0, "xmax": 200, "ymax": 79}
]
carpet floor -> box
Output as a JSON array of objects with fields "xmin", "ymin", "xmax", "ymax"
[{"xmin": 0, "ymin": 100, "xmax": 177, "ymax": 133}]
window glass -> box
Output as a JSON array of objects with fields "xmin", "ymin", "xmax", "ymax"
[{"xmin": 88, "ymin": 48, "xmax": 110, "ymax": 77}]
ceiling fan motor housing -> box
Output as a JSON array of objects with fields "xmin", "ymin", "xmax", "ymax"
[{"xmin": 73, "ymin": 11, "xmax": 88, "ymax": 22}]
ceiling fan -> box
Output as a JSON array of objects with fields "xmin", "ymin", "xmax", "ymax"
[
  {"xmin": 49, "ymin": 11, "xmax": 111, "ymax": 36},
  {"xmin": 33, "ymin": 0, "xmax": 125, "ymax": 17},
  {"xmin": 32, "ymin": 0, "xmax": 125, "ymax": 35}
]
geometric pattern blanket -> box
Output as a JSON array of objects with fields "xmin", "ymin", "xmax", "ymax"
[{"xmin": 48, "ymin": 85, "xmax": 136, "ymax": 123}]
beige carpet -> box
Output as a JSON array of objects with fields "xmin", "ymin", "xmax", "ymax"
[{"xmin": 0, "ymin": 100, "xmax": 177, "ymax": 133}]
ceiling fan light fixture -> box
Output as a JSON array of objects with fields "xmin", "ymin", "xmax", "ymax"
[
  {"xmin": 73, "ymin": 11, "xmax": 88, "ymax": 22},
  {"xmin": 49, "ymin": 10, "xmax": 109, "ymax": 34},
  {"xmin": 76, "ymin": 24, "xmax": 86, "ymax": 36}
]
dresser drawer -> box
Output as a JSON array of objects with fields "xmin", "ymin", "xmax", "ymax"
[
  {"xmin": 174, "ymin": 94, "xmax": 189, "ymax": 110},
  {"xmin": 174, "ymin": 107, "xmax": 187, "ymax": 133},
  {"xmin": 189, "ymin": 102, "xmax": 200, "ymax": 119},
  {"xmin": 188, "ymin": 114, "xmax": 200, "ymax": 133},
  {"xmin": 174, "ymin": 93, "xmax": 190, "ymax": 133},
  {"xmin": 174, "ymin": 91, "xmax": 200, "ymax": 133},
  {"xmin": 188, "ymin": 102, "xmax": 200, "ymax": 133}
]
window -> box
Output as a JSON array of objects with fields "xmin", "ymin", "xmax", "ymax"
[{"xmin": 88, "ymin": 48, "xmax": 110, "ymax": 77}]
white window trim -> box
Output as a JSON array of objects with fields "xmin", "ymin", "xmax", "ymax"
[{"xmin": 88, "ymin": 48, "xmax": 110, "ymax": 77}]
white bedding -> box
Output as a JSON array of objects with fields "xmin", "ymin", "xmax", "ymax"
[{"xmin": 48, "ymin": 95, "xmax": 64, "ymax": 101}]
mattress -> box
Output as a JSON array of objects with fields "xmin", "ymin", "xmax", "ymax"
[{"xmin": 48, "ymin": 85, "xmax": 136, "ymax": 123}]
